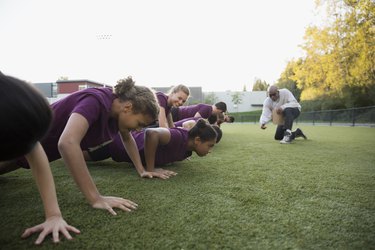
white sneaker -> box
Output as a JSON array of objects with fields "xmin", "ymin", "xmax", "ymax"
[{"xmin": 280, "ymin": 130, "xmax": 292, "ymax": 144}]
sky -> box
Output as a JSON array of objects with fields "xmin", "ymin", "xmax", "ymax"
[{"xmin": 0, "ymin": 0, "xmax": 323, "ymax": 92}]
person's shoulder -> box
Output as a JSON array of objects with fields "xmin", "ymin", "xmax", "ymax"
[
  {"xmin": 263, "ymin": 97, "xmax": 272, "ymax": 104},
  {"xmin": 76, "ymin": 87, "xmax": 114, "ymax": 98},
  {"xmin": 279, "ymin": 88, "xmax": 292, "ymax": 94},
  {"xmin": 156, "ymin": 91, "xmax": 167, "ymax": 97},
  {"xmin": 170, "ymin": 127, "xmax": 189, "ymax": 134}
]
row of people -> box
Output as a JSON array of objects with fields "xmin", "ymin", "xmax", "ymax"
[
  {"xmin": 3, "ymin": 75, "xmax": 306, "ymax": 245},
  {"xmin": 84, "ymin": 119, "xmax": 222, "ymax": 177},
  {"xmin": 0, "ymin": 73, "xmax": 223, "ymax": 244}
]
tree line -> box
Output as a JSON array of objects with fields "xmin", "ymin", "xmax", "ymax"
[{"xmin": 254, "ymin": 0, "xmax": 374, "ymax": 111}]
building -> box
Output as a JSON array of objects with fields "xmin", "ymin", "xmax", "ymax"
[
  {"xmin": 34, "ymin": 79, "xmax": 111, "ymax": 104},
  {"xmin": 57, "ymin": 79, "xmax": 111, "ymax": 95},
  {"xmin": 203, "ymin": 91, "xmax": 266, "ymax": 113},
  {"xmin": 33, "ymin": 82, "xmax": 58, "ymax": 98}
]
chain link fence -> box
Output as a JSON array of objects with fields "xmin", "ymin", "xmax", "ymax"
[{"xmin": 232, "ymin": 106, "xmax": 375, "ymax": 127}]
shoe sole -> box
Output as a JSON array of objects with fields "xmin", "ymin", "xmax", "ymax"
[{"xmin": 280, "ymin": 141, "xmax": 291, "ymax": 144}]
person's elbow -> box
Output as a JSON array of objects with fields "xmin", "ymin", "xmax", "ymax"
[
  {"xmin": 58, "ymin": 136, "xmax": 78, "ymax": 155},
  {"xmin": 145, "ymin": 128, "xmax": 159, "ymax": 140}
]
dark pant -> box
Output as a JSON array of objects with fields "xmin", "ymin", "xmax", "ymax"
[{"xmin": 274, "ymin": 107, "xmax": 300, "ymax": 140}]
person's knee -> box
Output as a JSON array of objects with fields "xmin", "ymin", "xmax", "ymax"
[
  {"xmin": 283, "ymin": 108, "xmax": 293, "ymax": 116},
  {"xmin": 284, "ymin": 108, "xmax": 299, "ymax": 119}
]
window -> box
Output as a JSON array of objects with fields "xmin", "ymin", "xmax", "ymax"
[{"xmin": 78, "ymin": 84, "xmax": 87, "ymax": 90}]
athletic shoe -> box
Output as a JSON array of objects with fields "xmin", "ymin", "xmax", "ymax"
[
  {"xmin": 295, "ymin": 128, "xmax": 307, "ymax": 139},
  {"xmin": 280, "ymin": 130, "xmax": 292, "ymax": 144}
]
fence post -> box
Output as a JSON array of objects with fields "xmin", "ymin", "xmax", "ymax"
[
  {"xmin": 330, "ymin": 111, "xmax": 333, "ymax": 126},
  {"xmin": 312, "ymin": 112, "xmax": 315, "ymax": 126},
  {"xmin": 351, "ymin": 109, "xmax": 355, "ymax": 127}
]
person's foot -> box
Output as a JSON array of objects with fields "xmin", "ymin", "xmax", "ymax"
[
  {"xmin": 280, "ymin": 130, "xmax": 292, "ymax": 144},
  {"xmin": 295, "ymin": 128, "xmax": 307, "ymax": 139}
]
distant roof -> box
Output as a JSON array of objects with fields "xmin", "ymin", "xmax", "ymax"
[{"xmin": 56, "ymin": 79, "xmax": 106, "ymax": 85}]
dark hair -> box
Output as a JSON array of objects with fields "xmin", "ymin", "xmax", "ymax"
[
  {"xmin": 228, "ymin": 116, "xmax": 235, "ymax": 122},
  {"xmin": 188, "ymin": 119, "xmax": 217, "ymax": 142},
  {"xmin": 207, "ymin": 114, "xmax": 217, "ymax": 125},
  {"xmin": 0, "ymin": 73, "xmax": 52, "ymax": 161},
  {"xmin": 215, "ymin": 102, "xmax": 227, "ymax": 112},
  {"xmin": 211, "ymin": 125, "xmax": 223, "ymax": 143},
  {"xmin": 115, "ymin": 76, "xmax": 159, "ymax": 121}
]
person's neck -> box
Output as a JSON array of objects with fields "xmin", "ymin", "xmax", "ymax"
[{"xmin": 186, "ymin": 139, "xmax": 195, "ymax": 151}]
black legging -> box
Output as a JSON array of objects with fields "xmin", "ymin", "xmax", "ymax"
[{"xmin": 274, "ymin": 107, "xmax": 300, "ymax": 140}]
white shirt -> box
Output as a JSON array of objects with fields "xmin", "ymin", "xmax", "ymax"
[{"xmin": 259, "ymin": 88, "xmax": 301, "ymax": 125}]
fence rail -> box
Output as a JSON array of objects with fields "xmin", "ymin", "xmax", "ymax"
[{"xmin": 232, "ymin": 106, "xmax": 375, "ymax": 127}]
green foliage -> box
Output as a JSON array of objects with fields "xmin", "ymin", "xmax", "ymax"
[
  {"xmin": 278, "ymin": 0, "xmax": 375, "ymax": 110},
  {"xmin": 231, "ymin": 92, "xmax": 243, "ymax": 105},
  {"xmin": 1, "ymin": 124, "xmax": 374, "ymax": 249},
  {"xmin": 252, "ymin": 78, "xmax": 269, "ymax": 91},
  {"xmin": 276, "ymin": 59, "xmax": 303, "ymax": 101},
  {"xmin": 203, "ymin": 92, "xmax": 218, "ymax": 104}
]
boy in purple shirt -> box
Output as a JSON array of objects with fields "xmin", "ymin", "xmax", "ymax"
[
  {"xmin": 1, "ymin": 76, "xmax": 161, "ymax": 215},
  {"xmin": 171, "ymin": 101, "xmax": 227, "ymax": 122}
]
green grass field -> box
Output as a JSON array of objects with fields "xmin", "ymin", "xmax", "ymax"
[{"xmin": 1, "ymin": 124, "xmax": 374, "ymax": 249}]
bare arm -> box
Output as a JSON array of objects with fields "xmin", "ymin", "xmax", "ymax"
[
  {"xmin": 167, "ymin": 112, "xmax": 175, "ymax": 128},
  {"xmin": 58, "ymin": 113, "xmax": 137, "ymax": 215},
  {"xmin": 119, "ymin": 129, "xmax": 169, "ymax": 179},
  {"xmin": 144, "ymin": 128, "xmax": 177, "ymax": 178},
  {"xmin": 194, "ymin": 112, "xmax": 202, "ymax": 118},
  {"xmin": 119, "ymin": 129, "xmax": 150, "ymax": 177},
  {"xmin": 144, "ymin": 128, "xmax": 171, "ymax": 172},
  {"xmin": 158, "ymin": 107, "xmax": 169, "ymax": 128},
  {"xmin": 23, "ymin": 142, "xmax": 80, "ymax": 244}
]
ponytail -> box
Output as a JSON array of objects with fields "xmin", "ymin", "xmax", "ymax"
[
  {"xmin": 188, "ymin": 119, "xmax": 217, "ymax": 142},
  {"xmin": 114, "ymin": 76, "xmax": 159, "ymax": 121}
]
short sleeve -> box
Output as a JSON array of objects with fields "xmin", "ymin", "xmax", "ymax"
[{"xmin": 71, "ymin": 96, "xmax": 102, "ymax": 126}]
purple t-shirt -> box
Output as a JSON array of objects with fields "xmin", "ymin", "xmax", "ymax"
[
  {"xmin": 18, "ymin": 88, "xmax": 118, "ymax": 167},
  {"xmin": 178, "ymin": 104, "xmax": 212, "ymax": 119},
  {"xmin": 174, "ymin": 117, "xmax": 201, "ymax": 127},
  {"xmin": 156, "ymin": 92, "xmax": 171, "ymax": 116},
  {"xmin": 110, "ymin": 127, "xmax": 192, "ymax": 166}
]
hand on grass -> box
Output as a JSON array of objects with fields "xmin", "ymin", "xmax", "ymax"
[
  {"xmin": 140, "ymin": 170, "xmax": 173, "ymax": 180},
  {"xmin": 261, "ymin": 124, "xmax": 267, "ymax": 129},
  {"xmin": 21, "ymin": 215, "xmax": 80, "ymax": 245},
  {"xmin": 92, "ymin": 195, "xmax": 138, "ymax": 215},
  {"xmin": 154, "ymin": 168, "xmax": 177, "ymax": 178}
]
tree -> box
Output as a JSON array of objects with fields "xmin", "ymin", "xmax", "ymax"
[
  {"xmin": 204, "ymin": 92, "xmax": 218, "ymax": 104},
  {"xmin": 276, "ymin": 59, "xmax": 303, "ymax": 101},
  {"xmin": 252, "ymin": 78, "xmax": 269, "ymax": 91},
  {"xmin": 57, "ymin": 76, "xmax": 69, "ymax": 81},
  {"xmin": 288, "ymin": 0, "xmax": 375, "ymax": 108},
  {"xmin": 231, "ymin": 92, "xmax": 243, "ymax": 112}
]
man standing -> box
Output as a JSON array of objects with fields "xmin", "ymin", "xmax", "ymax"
[{"xmin": 260, "ymin": 86, "xmax": 307, "ymax": 144}]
